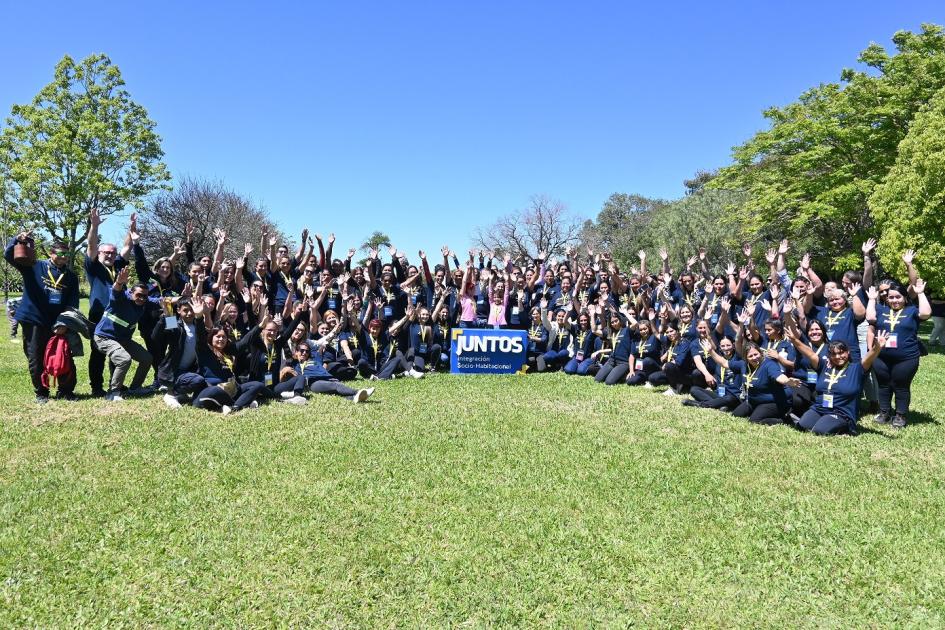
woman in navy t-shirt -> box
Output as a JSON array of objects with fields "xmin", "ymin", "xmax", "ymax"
[
  {"xmin": 791, "ymin": 331, "xmax": 887, "ymax": 435},
  {"xmin": 866, "ymin": 281, "xmax": 932, "ymax": 428}
]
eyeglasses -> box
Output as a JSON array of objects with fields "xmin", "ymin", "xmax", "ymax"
[{"xmin": 100, "ymin": 250, "xmax": 116, "ymax": 256}]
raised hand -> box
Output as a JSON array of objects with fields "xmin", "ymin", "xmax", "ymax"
[
  {"xmin": 742, "ymin": 242, "xmax": 752, "ymax": 258},
  {"xmin": 862, "ymin": 238, "xmax": 877, "ymax": 256},
  {"xmin": 441, "ymin": 245, "xmax": 450, "ymax": 257},
  {"xmin": 174, "ymin": 240, "xmax": 186, "ymax": 256},
  {"xmin": 902, "ymin": 249, "xmax": 915, "ymax": 266},
  {"xmin": 725, "ymin": 262, "xmax": 736, "ymax": 277},
  {"xmin": 368, "ymin": 248, "xmax": 378, "ymax": 260},
  {"xmin": 659, "ymin": 247, "xmax": 668, "ymax": 261},
  {"xmin": 875, "ymin": 329, "xmax": 889, "ymax": 348},
  {"xmin": 244, "ymin": 242, "xmax": 253, "ymax": 257},
  {"xmin": 778, "ymin": 239, "xmax": 789, "ymax": 255},
  {"xmin": 686, "ymin": 255, "xmax": 697, "ymax": 269},
  {"xmin": 116, "ymin": 266, "xmax": 130, "ymax": 286},
  {"xmin": 765, "ymin": 249, "xmax": 776, "ymax": 265},
  {"xmin": 388, "ymin": 244, "xmax": 397, "ymax": 257},
  {"xmin": 849, "ymin": 282, "xmax": 862, "ymax": 297},
  {"xmin": 418, "ymin": 250, "xmax": 426, "ymax": 260},
  {"xmin": 638, "ymin": 250, "xmax": 647, "ymax": 261},
  {"xmin": 129, "ymin": 212, "xmax": 138, "ymax": 233},
  {"xmin": 90, "ymin": 207, "xmax": 102, "ymax": 226},
  {"xmin": 866, "ymin": 286, "xmax": 879, "ymax": 301},
  {"xmin": 186, "ymin": 220, "xmax": 194, "ymax": 241},
  {"xmin": 738, "ymin": 266, "xmax": 749, "ymax": 281},
  {"xmin": 800, "ymin": 253, "xmax": 811, "ymax": 271},
  {"xmin": 328, "ymin": 233, "xmax": 335, "ymax": 244},
  {"xmin": 698, "ymin": 247, "xmax": 707, "ymax": 261},
  {"xmin": 347, "ymin": 248, "xmax": 356, "ymax": 259},
  {"xmin": 912, "ymin": 278, "xmax": 926, "ymax": 294},
  {"xmin": 720, "ymin": 296, "xmax": 731, "ymax": 312}
]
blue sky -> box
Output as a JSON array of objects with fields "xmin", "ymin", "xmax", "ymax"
[{"xmin": 2, "ymin": 1, "xmax": 942, "ymax": 257}]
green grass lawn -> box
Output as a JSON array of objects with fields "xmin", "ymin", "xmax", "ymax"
[{"xmin": 1, "ymin": 326, "xmax": 944, "ymax": 627}]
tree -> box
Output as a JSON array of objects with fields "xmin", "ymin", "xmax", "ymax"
[
  {"xmin": 870, "ymin": 84, "xmax": 945, "ymax": 290},
  {"xmin": 587, "ymin": 193, "xmax": 669, "ymax": 263},
  {"xmin": 711, "ymin": 24, "xmax": 945, "ymax": 272},
  {"xmin": 0, "ymin": 53, "xmax": 170, "ymax": 266},
  {"xmin": 357, "ymin": 231, "xmax": 392, "ymax": 267},
  {"xmin": 138, "ymin": 177, "xmax": 290, "ymax": 266},
  {"xmin": 473, "ymin": 194, "xmax": 582, "ymax": 261}
]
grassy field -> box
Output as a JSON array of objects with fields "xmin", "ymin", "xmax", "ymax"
[{"xmin": 1, "ymin": 326, "xmax": 944, "ymax": 627}]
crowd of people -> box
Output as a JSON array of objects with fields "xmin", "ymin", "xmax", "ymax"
[{"xmin": 5, "ymin": 209, "xmax": 943, "ymax": 433}]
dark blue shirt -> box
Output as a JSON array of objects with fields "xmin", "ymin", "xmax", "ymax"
[
  {"xmin": 814, "ymin": 360, "xmax": 863, "ymax": 423},
  {"xmin": 875, "ymin": 305, "xmax": 921, "ymax": 361}
]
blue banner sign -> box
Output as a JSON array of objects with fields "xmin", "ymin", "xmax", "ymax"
[{"xmin": 450, "ymin": 328, "xmax": 528, "ymax": 374}]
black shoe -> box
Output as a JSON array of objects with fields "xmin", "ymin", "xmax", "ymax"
[
  {"xmin": 56, "ymin": 392, "xmax": 79, "ymax": 402},
  {"xmin": 36, "ymin": 395, "xmax": 49, "ymax": 404},
  {"xmin": 874, "ymin": 411, "xmax": 891, "ymax": 425},
  {"xmin": 892, "ymin": 414, "xmax": 907, "ymax": 429},
  {"xmin": 681, "ymin": 399, "xmax": 700, "ymax": 407},
  {"xmin": 91, "ymin": 388, "xmax": 107, "ymax": 398}
]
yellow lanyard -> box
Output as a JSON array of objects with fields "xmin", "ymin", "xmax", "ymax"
[
  {"xmin": 557, "ymin": 330, "xmax": 567, "ymax": 345},
  {"xmin": 886, "ymin": 308, "xmax": 904, "ymax": 332},
  {"xmin": 46, "ymin": 267, "xmax": 65, "ymax": 290},
  {"xmin": 530, "ymin": 325, "xmax": 542, "ymax": 340},
  {"xmin": 105, "ymin": 265, "xmax": 116, "ymax": 281},
  {"xmin": 421, "ymin": 326, "xmax": 429, "ymax": 342},
  {"xmin": 637, "ymin": 339, "xmax": 646, "ymax": 355},
  {"xmin": 265, "ymin": 345, "xmax": 275, "ymax": 369},
  {"xmin": 825, "ymin": 366, "xmax": 847, "ymax": 392},
  {"xmin": 680, "ymin": 323, "xmax": 691, "ymax": 337},
  {"xmin": 667, "ymin": 342, "xmax": 676, "ymax": 363},
  {"xmin": 370, "ymin": 335, "xmax": 379, "ymax": 354},
  {"xmin": 719, "ymin": 366, "xmax": 726, "ymax": 383},
  {"xmin": 746, "ymin": 365, "xmax": 758, "ymax": 389},
  {"xmin": 747, "ymin": 293, "xmax": 761, "ymax": 308},
  {"xmin": 826, "ymin": 308, "xmax": 846, "ymax": 329},
  {"xmin": 611, "ymin": 330, "xmax": 622, "ymax": 349},
  {"xmin": 349, "ymin": 334, "xmax": 359, "ymax": 349},
  {"xmin": 280, "ymin": 271, "xmax": 291, "ymax": 285}
]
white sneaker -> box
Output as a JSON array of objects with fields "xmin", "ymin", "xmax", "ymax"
[
  {"xmin": 365, "ymin": 387, "xmax": 375, "ymax": 398},
  {"xmin": 163, "ymin": 393, "xmax": 182, "ymax": 409},
  {"xmin": 354, "ymin": 389, "xmax": 369, "ymax": 403},
  {"xmin": 280, "ymin": 391, "xmax": 296, "ymax": 400},
  {"xmin": 662, "ymin": 388, "xmax": 677, "ymax": 397},
  {"xmin": 285, "ymin": 396, "xmax": 307, "ymax": 405},
  {"xmin": 410, "ymin": 369, "xmax": 424, "ymax": 379},
  {"xmin": 248, "ymin": 400, "xmax": 260, "ymax": 409},
  {"xmin": 221, "ymin": 405, "xmax": 233, "ymax": 416},
  {"xmin": 644, "ymin": 382, "xmax": 654, "ymax": 389},
  {"xmin": 368, "ymin": 374, "xmax": 379, "ymax": 381}
]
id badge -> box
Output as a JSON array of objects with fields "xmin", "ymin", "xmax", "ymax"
[
  {"xmin": 418, "ymin": 343, "xmax": 428, "ymax": 354},
  {"xmin": 576, "ymin": 352, "xmax": 584, "ymax": 361},
  {"xmin": 887, "ymin": 334, "xmax": 898, "ymax": 349},
  {"xmin": 48, "ymin": 289, "xmax": 62, "ymax": 305},
  {"xmin": 779, "ymin": 350, "xmax": 788, "ymax": 359},
  {"xmin": 264, "ymin": 372, "xmax": 273, "ymax": 386},
  {"xmin": 511, "ymin": 306, "xmax": 520, "ymax": 316},
  {"xmin": 328, "ymin": 299, "xmax": 337, "ymax": 311},
  {"xmin": 384, "ymin": 306, "xmax": 393, "ymax": 317},
  {"xmin": 822, "ymin": 393, "xmax": 834, "ymax": 409},
  {"xmin": 710, "ymin": 314, "xmax": 719, "ymax": 325},
  {"xmin": 806, "ymin": 371, "xmax": 818, "ymax": 385},
  {"xmin": 717, "ymin": 386, "xmax": 726, "ymax": 397},
  {"xmin": 826, "ymin": 329, "xmax": 835, "ymax": 341},
  {"xmin": 165, "ymin": 315, "xmax": 179, "ymax": 330},
  {"xmin": 635, "ymin": 359, "xmax": 644, "ymax": 372},
  {"xmin": 477, "ymin": 297, "xmax": 485, "ymax": 305}
]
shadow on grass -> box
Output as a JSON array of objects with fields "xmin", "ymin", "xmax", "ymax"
[{"xmin": 904, "ymin": 410, "xmax": 939, "ymax": 426}]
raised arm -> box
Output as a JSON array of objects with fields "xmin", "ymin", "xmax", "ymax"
[
  {"xmin": 211, "ymin": 229, "xmax": 226, "ymax": 275},
  {"xmin": 914, "ymin": 278, "xmax": 931, "ymax": 320},
  {"xmin": 785, "ymin": 327, "xmax": 819, "ymax": 370},
  {"xmin": 296, "ymin": 228, "xmax": 309, "ymax": 267},
  {"xmin": 87, "ymin": 207, "xmax": 102, "ymax": 259}
]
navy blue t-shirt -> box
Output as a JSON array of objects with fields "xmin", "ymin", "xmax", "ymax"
[{"xmin": 875, "ymin": 305, "xmax": 922, "ymax": 361}]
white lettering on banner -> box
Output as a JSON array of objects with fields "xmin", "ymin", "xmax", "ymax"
[{"xmin": 455, "ymin": 334, "xmax": 524, "ymax": 356}]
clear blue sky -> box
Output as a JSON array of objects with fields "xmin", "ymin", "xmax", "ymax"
[{"xmin": 2, "ymin": 1, "xmax": 942, "ymax": 256}]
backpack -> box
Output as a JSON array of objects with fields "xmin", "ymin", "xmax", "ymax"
[{"xmin": 42, "ymin": 334, "xmax": 74, "ymax": 389}]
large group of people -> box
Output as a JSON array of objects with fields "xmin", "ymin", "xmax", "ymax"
[{"xmin": 5, "ymin": 209, "xmax": 940, "ymax": 433}]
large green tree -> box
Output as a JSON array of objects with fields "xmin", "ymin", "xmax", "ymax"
[
  {"xmin": 0, "ymin": 53, "xmax": 170, "ymax": 265},
  {"xmin": 870, "ymin": 84, "xmax": 945, "ymax": 290},
  {"xmin": 711, "ymin": 24, "xmax": 945, "ymax": 272}
]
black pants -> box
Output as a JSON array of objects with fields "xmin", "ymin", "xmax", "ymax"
[
  {"xmin": 873, "ymin": 355, "xmax": 920, "ymax": 415},
  {"xmin": 595, "ymin": 358, "xmax": 630, "ymax": 385},
  {"xmin": 194, "ymin": 381, "xmax": 266, "ymax": 411},
  {"xmin": 87, "ymin": 307, "xmax": 108, "ymax": 393},
  {"xmin": 689, "ymin": 386, "xmax": 739, "ymax": 410},
  {"xmin": 275, "ymin": 375, "xmax": 359, "ymax": 399},
  {"xmin": 791, "ymin": 384, "xmax": 816, "ymax": 416},
  {"xmin": 20, "ymin": 322, "xmax": 53, "ymax": 397},
  {"xmin": 407, "ymin": 344, "xmax": 442, "ymax": 372},
  {"xmin": 626, "ymin": 357, "xmax": 660, "ymax": 385},
  {"xmin": 140, "ymin": 316, "xmax": 165, "ymax": 384},
  {"xmin": 358, "ymin": 352, "xmax": 408, "ymax": 380},
  {"xmin": 690, "ymin": 368, "xmax": 709, "ymax": 389},
  {"xmin": 732, "ymin": 401, "xmax": 789, "ymax": 425},
  {"xmin": 648, "ymin": 363, "xmax": 691, "ymax": 392},
  {"xmin": 326, "ymin": 361, "xmax": 358, "ymax": 381}
]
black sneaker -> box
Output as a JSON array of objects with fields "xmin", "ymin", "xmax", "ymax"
[
  {"xmin": 681, "ymin": 399, "xmax": 700, "ymax": 407},
  {"xmin": 56, "ymin": 392, "xmax": 79, "ymax": 402},
  {"xmin": 91, "ymin": 388, "xmax": 107, "ymax": 398},
  {"xmin": 892, "ymin": 414, "xmax": 907, "ymax": 429},
  {"xmin": 36, "ymin": 395, "xmax": 49, "ymax": 404},
  {"xmin": 874, "ymin": 411, "xmax": 891, "ymax": 425}
]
